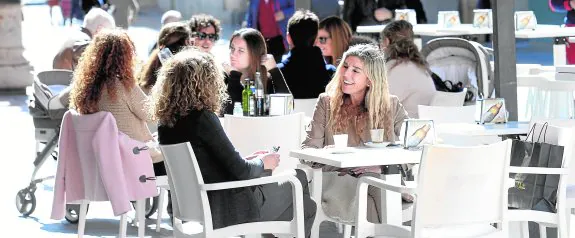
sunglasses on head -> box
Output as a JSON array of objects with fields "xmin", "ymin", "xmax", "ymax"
[
  {"xmin": 318, "ymin": 36, "xmax": 330, "ymax": 44},
  {"xmin": 194, "ymin": 32, "xmax": 219, "ymax": 41}
]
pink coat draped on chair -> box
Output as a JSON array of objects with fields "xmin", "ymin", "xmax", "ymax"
[{"xmin": 51, "ymin": 110, "xmax": 158, "ymax": 219}]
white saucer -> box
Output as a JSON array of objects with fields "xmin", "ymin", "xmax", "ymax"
[
  {"xmin": 364, "ymin": 142, "xmax": 391, "ymax": 148},
  {"xmin": 328, "ymin": 147, "xmax": 354, "ymax": 154}
]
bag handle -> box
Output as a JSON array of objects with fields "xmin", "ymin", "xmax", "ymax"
[
  {"xmin": 536, "ymin": 122, "xmax": 549, "ymax": 143},
  {"xmin": 525, "ymin": 123, "xmax": 538, "ymax": 142}
]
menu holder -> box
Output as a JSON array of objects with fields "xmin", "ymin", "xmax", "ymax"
[
  {"xmin": 473, "ymin": 9, "xmax": 492, "ymax": 28},
  {"xmin": 395, "ymin": 9, "xmax": 417, "ymax": 25},
  {"xmin": 514, "ymin": 11, "xmax": 537, "ymax": 31},
  {"xmin": 399, "ymin": 119, "xmax": 436, "ymax": 150},
  {"xmin": 269, "ymin": 94, "xmax": 293, "ymax": 116},
  {"xmin": 438, "ymin": 11, "xmax": 461, "ymax": 28},
  {"xmin": 476, "ymin": 98, "xmax": 508, "ymax": 124}
]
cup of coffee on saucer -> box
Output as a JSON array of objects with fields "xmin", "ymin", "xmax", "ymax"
[{"xmin": 365, "ymin": 129, "xmax": 390, "ymax": 148}]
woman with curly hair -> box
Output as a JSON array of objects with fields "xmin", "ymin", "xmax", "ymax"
[
  {"xmin": 315, "ymin": 16, "xmax": 353, "ymax": 65},
  {"xmin": 149, "ymin": 48, "xmax": 316, "ymax": 236},
  {"xmin": 224, "ymin": 28, "xmax": 291, "ymax": 114},
  {"xmin": 302, "ymin": 44, "xmax": 408, "ymax": 224},
  {"xmin": 138, "ymin": 22, "xmax": 192, "ymax": 95},
  {"xmin": 382, "ymin": 20, "xmax": 435, "ymax": 118},
  {"xmin": 69, "ymin": 28, "xmax": 162, "ymax": 163}
]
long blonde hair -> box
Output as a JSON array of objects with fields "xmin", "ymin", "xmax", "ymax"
[
  {"xmin": 148, "ymin": 48, "xmax": 228, "ymax": 127},
  {"xmin": 326, "ymin": 44, "xmax": 393, "ymax": 139}
]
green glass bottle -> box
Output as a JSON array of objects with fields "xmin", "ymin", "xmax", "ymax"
[{"xmin": 241, "ymin": 79, "xmax": 252, "ymax": 116}]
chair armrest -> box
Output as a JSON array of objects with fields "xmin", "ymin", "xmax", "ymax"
[
  {"xmin": 509, "ymin": 166, "xmax": 569, "ymax": 175},
  {"xmin": 358, "ymin": 176, "xmax": 417, "ymax": 194},
  {"xmin": 201, "ymin": 171, "xmax": 297, "ymax": 191}
]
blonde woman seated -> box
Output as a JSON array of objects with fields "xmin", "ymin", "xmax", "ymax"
[
  {"xmin": 302, "ymin": 44, "xmax": 409, "ymax": 223},
  {"xmin": 69, "ymin": 29, "xmax": 162, "ymax": 163}
]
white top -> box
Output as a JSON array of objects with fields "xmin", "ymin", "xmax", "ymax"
[
  {"xmin": 289, "ymin": 147, "xmax": 422, "ymax": 168},
  {"xmin": 436, "ymin": 121, "xmax": 530, "ymax": 136}
]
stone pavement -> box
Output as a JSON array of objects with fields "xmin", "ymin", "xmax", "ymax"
[{"xmin": 2, "ymin": 4, "xmax": 342, "ymax": 238}]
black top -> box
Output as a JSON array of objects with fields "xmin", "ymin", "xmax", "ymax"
[
  {"xmin": 223, "ymin": 67, "xmax": 290, "ymax": 115},
  {"xmin": 158, "ymin": 109, "xmax": 264, "ymax": 228},
  {"xmin": 343, "ymin": 0, "xmax": 407, "ymax": 32},
  {"xmin": 277, "ymin": 46, "xmax": 336, "ymax": 99}
]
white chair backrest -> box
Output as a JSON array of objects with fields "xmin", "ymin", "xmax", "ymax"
[
  {"xmin": 293, "ymin": 99, "xmax": 318, "ymax": 117},
  {"xmin": 413, "ymin": 140, "xmax": 512, "ymax": 235},
  {"xmin": 429, "ymin": 88, "xmax": 467, "ymax": 107},
  {"xmin": 418, "ymin": 105, "xmax": 476, "ymax": 124},
  {"xmin": 160, "ymin": 143, "xmax": 211, "ymax": 226},
  {"xmin": 224, "ymin": 113, "xmax": 304, "ymax": 173}
]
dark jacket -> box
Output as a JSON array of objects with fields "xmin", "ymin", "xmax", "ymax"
[
  {"xmin": 223, "ymin": 66, "xmax": 291, "ymax": 115},
  {"xmin": 549, "ymin": 0, "xmax": 575, "ymax": 24},
  {"xmin": 157, "ymin": 109, "xmax": 264, "ymax": 228},
  {"xmin": 277, "ymin": 46, "xmax": 336, "ymax": 99},
  {"xmin": 343, "ymin": 0, "xmax": 406, "ymax": 32}
]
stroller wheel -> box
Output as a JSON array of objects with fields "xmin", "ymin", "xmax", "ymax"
[
  {"xmin": 131, "ymin": 196, "xmax": 159, "ymax": 218},
  {"xmin": 65, "ymin": 204, "xmax": 88, "ymax": 224},
  {"xmin": 15, "ymin": 189, "xmax": 36, "ymax": 216}
]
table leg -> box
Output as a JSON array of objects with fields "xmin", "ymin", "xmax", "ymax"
[
  {"xmin": 379, "ymin": 167, "xmax": 402, "ymax": 227},
  {"xmin": 553, "ymin": 37, "xmax": 567, "ymax": 66}
]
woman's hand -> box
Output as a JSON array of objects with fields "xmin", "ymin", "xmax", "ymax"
[
  {"xmin": 274, "ymin": 11, "xmax": 285, "ymax": 22},
  {"xmin": 244, "ymin": 150, "xmax": 269, "ymax": 160},
  {"xmin": 222, "ymin": 61, "xmax": 234, "ymax": 74},
  {"xmin": 350, "ymin": 166, "xmax": 382, "ymax": 175},
  {"xmin": 262, "ymin": 54, "xmax": 277, "ymax": 70},
  {"xmin": 261, "ymin": 153, "xmax": 281, "ymax": 170},
  {"xmin": 374, "ymin": 8, "xmax": 392, "ymax": 22}
]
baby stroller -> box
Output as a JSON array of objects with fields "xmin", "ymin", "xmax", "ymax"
[
  {"xmin": 15, "ymin": 70, "xmax": 160, "ymax": 222},
  {"xmin": 421, "ymin": 37, "xmax": 495, "ymax": 104}
]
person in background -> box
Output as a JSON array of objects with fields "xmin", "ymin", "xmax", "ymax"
[
  {"xmin": 53, "ymin": 7, "xmax": 115, "ymax": 71},
  {"xmin": 149, "ymin": 48, "xmax": 316, "ymax": 238},
  {"xmin": 405, "ymin": 0, "xmax": 427, "ymax": 24},
  {"xmin": 245, "ymin": 0, "xmax": 295, "ymax": 62},
  {"xmin": 549, "ymin": 0, "xmax": 575, "ymax": 64},
  {"xmin": 311, "ymin": 0, "xmax": 341, "ymax": 20},
  {"xmin": 343, "ymin": 0, "xmax": 405, "ymax": 32},
  {"xmin": 278, "ymin": 10, "xmax": 335, "ymax": 99},
  {"xmin": 316, "ymin": 16, "xmax": 353, "ymax": 65},
  {"xmin": 69, "ymin": 29, "xmax": 162, "ymax": 164},
  {"xmin": 148, "ymin": 10, "xmax": 183, "ymax": 55},
  {"xmin": 302, "ymin": 44, "xmax": 409, "ymax": 223},
  {"xmin": 111, "ymin": 0, "xmax": 139, "ymax": 29},
  {"xmin": 349, "ymin": 34, "xmax": 378, "ymax": 47},
  {"xmin": 224, "ymin": 28, "xmax": 291, "ymax": 114},
  {"xmin": 188, "ymin": 14, "xmax": 222, "ymax": 53},
  {"xmin": 381, "ymin": 20, "xmax": 434, "ymax": 118},
  {"xmin": 139, "ymin": 22, "xmax": 192, "ymax": 95}
]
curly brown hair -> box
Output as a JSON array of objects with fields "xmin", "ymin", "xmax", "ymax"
[
  {"xmin": 70, "ymin": 28, "xmax": 137, "ymax": 114},
  {"xmin": 138, "ymin": 22, "xmax": 191, "ymax": 93},
  {"xmin": 149, "ymin": 48, "xmax": 228, "ymax": 127},
  {"xmin": 188, "ymin": 14, "xmax": 222, "ymax": 35}
]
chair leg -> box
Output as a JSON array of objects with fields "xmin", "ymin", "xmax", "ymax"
[
  {"xmin": 539, "ymin": 224, "xmax": 547, "ymax": 238},
  {"xmin": 521, "ymin": 221, "xmax": 530, "ymax": 238},
  {"xmin": 136, "ymin": 200, "xmax": 146, "ymax": 238},
  {"xmin": 119, "ymin": 213, "xmax": 127, "ymax": 238},
  {"xmin": 343, "ymin": 225, "xmax": 352, "ymax": 238},
  {"xmin": 337, "ymin": 223, "xmax": 343, "ymax": 233},
  {"xmin": 156, "ymin": 189, "xmax": 166, "ymax": 232},
  {"xmin": 78, "ymin": 200, "xmax": 89, "ymax": 238},
  {"xmin": 311, "ymin": 219, "xmax": 321, "ymax": 238}
]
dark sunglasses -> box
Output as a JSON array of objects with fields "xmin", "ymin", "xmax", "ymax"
[
  {"xmin": 318, "ymin": 36, "xmax": 331, "ymax": 44},
  {"xmin": 194, "ymin": 32, "xmax": 219, "ymax": 41}
]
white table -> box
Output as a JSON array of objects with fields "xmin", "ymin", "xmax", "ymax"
[
  {"xmin": 357, "ymin": 24, "xmax": 575, "ymax": 65},
  {"xmin": 290, "ymin": 147, "xmax": 422, "ymax": 235},
  {"xmin": 436, "ymin": 121, "xmax": 530, "ymax": 137}
]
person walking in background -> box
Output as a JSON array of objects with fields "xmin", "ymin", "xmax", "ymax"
[
  {"xmin": 343, "ymin": 0, "xmax": 405, "ymax": 32},
  {"xmin": 549, "ymin": 0, "xmax": 575, "ymax": 64},
  {"xmin": 111, "ymin": 0, "xmax": 140, "ymax": 29},
  {"xmin": 245, "ymin": 0, "xmax": 295, "ymax": 62}
]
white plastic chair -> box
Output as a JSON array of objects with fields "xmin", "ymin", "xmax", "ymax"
[
  {"xmin": 159, "ymin": 142, "xmax": 305, "ymax": 237},
  {"xmin": 224, "ymin": 113, "xmax": 305, "ymax": 174},
  {"xmin": 293, "ymin": 99, "xmax": 318, "ymax": 117},
  {"xmin": 429, "ymin": 88, "xmax": 467, "ymax": 107},
  {"xmin": 508, "ymin": 122, "xmax": 575, "ymax": 238},
  {"xmin": 517, "ymin": 75, "xmax": 575, "ymax": 121},
  {"xmin": 355, "ymin": 140, "xmax": 513, "ymax": 238},
  {"xmin": 154, "ymin": 176, "xmax": 170, "ymax": 232}
]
